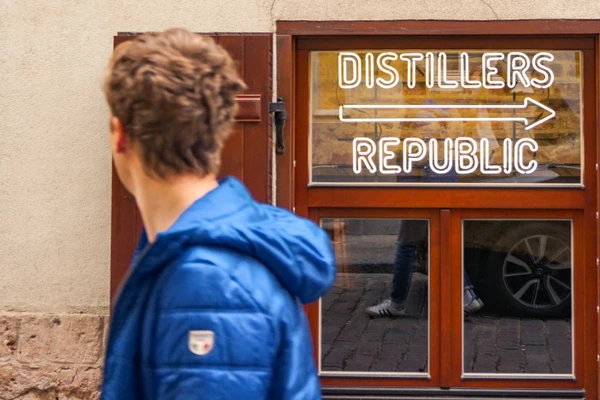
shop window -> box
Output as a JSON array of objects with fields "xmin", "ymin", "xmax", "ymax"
[
  {"xmin": 278, "ymin": 22, "xmax": 597, "ymax": 397},
  {"xmin": 310, "ymin": 50, "xmax": 582, "ymax": 186}
]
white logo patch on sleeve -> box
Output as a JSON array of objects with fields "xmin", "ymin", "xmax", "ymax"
[{"xmin": 188, "ymin": 330, "xmax": 215, "ymax": 356}]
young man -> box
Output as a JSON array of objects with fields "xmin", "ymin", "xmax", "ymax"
[{"xmin": 101, "ymin": 28, "xmax": 336, "ymax": 399}]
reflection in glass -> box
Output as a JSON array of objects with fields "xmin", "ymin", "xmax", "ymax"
[
  {"xmin": 320, "ymin": 218, "xmax": 429, "ymax": 374},
  {"xmin": 463, "ymin": 220, "xmax": 572, "ymax": 375},
  {"xmin": 310, "ymin": 50, "xmax": 582, "ymax": 186}
]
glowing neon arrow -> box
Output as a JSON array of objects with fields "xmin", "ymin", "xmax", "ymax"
[{"xmin": 339, "ymin": 97, "xmax": 555, "ymax": 130}]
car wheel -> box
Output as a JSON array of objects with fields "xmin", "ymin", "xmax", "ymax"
[{"xmin": 486, "ymin": 222, "xmax": 571, "ymax": 318}]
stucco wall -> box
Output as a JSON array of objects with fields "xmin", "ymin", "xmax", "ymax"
[{"xmin": 0, "ymin": 0, "xmax": 598, "ymax": 314}]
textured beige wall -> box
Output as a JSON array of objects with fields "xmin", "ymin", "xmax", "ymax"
[{"xmin": 0, "ymin": 0, "xmax": 598, "ymax": 313}]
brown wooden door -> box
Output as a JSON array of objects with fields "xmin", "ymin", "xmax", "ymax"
[{"xmin": 110, "ymin": 33, "xmax": 272, "ymax": 300}]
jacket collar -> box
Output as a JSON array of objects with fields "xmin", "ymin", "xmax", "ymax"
[{"xmin": 131, "ymin": 176, "xmax": 251, "ymax": 271}]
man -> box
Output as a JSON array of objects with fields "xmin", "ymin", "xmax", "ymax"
[{"xmin": 101, "ymin": 28, "xmax": 336, "ymax": 399}]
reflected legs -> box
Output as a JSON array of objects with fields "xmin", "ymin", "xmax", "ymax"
[{"xmin": 366, "ymin": 242, "xmax": 484, "ymax": 317}]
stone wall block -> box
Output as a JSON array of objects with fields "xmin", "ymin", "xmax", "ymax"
[
  {"xmin": 17, "ymin": 315, "xmax": 51, "ymax": 363},
  {"xmin": 18, "ymin": 314, "xmax": 104, "ymax": 364},
  {"xmin": 1, "ymin": 362, "xmax": 56, "ymax": 399},
  {"xmin": 0, "ymin": 362, "xmax": 101, "ymax": 400},
  {"xmin": 71, "ymin": 366, "xmax": 102, "ymax": 394},
  {"xmin": 0, "ymin": 315, "xmax": 18, "ymax": 361}
]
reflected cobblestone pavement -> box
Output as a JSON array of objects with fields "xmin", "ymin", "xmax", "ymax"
[{"xmin": 321, "ymin": 273, "xmax": 572, "ymax": 375}]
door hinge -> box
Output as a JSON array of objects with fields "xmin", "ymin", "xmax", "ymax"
[{"xmin": 269, "ymin": 97, "xmax": 287, "ymax": 155}]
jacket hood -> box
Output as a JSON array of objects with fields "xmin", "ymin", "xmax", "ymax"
[{"xmin": 142, "ymin": 177, "xmax": 336, "ymax": 304}]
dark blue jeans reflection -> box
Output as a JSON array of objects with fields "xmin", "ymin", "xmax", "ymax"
[
  {"xmin": 390, "ymin": 243, "xmax": 473, "ymax": 305},
  {"xmin": 391, "ymin": 166, "xmax": 470, "ymax": 305}
]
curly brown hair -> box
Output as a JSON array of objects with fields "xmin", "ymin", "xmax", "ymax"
[{"xmin": 104, "ymin": 28, "xmax": 246, "ymax": 178}]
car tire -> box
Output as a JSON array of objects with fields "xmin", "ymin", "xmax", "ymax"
[{"xmin": 485, "ymin": 222, "xmax": 571, "ymax": 318}]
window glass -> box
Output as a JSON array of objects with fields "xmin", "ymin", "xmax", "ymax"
[
  {"xmin": 462, "ymin": 220, "xmax": 572, "ymax": 376},
  {"xmin": 320, "ymin": 218, "xmax": 429, "ymax": 375},
  {"xmin": 310, "ymin": 50, "xmax": 582, "ymax": 186}
]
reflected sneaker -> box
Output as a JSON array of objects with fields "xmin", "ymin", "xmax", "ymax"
[
  {"xmin": 365, "ymin": 299, "xmax": 405, "ymax": 318},
  {"xmin": 464, "ymin": 287, "xmax": 484, "ymax": 315}
]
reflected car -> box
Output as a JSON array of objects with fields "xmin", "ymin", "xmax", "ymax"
[
  {"xmin": 411, "ymin": 219, "xmax": 572, "ymax": 318},
  {"xmin": 460, "ymin": 220, "xmax": 571, "ymax": 318}
]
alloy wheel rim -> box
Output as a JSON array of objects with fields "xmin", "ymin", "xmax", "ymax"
[{"xmin": 502, "ymin": 234, "xmax": 571, "ymax": 310}]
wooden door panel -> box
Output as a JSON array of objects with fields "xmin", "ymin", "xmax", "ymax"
[
  {"xmin": 242, "ymin": 35, "xmax": 272, "ymax": 203},
  {"xmin": 220, "ymin": 124, "xmax": 245, "ymax": 182}
]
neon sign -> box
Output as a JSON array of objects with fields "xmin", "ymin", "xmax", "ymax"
[
  {"xmin": 340, "ymin": 98, "xmax": 555, "ymax": 131},
  {"xmin": 338, "ymin": 51, "xmax": 555, "ymax": 90},
  {"xmin": 338, "ymin": 51, "xmax": 557, "ymax": 177},
  {"xmin": 353, "ymin": 137, "xmax": 538, "ymax": 176}
]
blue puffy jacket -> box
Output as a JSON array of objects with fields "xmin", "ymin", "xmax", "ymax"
[{"xmin": 101, "ymin": 177, "xmax": 336, "ymax": 399}]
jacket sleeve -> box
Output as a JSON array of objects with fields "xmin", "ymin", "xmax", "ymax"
[
  {"xmin": 268, "ymin": 298, "xmax": 322, "ymax": 400},
  {"xmin": 144, "ymin": 260, "xmax": 281, "ymax": 400}
]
